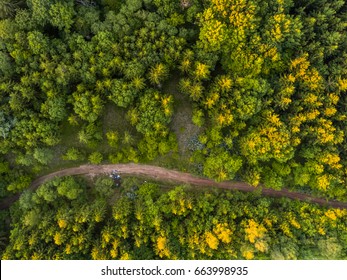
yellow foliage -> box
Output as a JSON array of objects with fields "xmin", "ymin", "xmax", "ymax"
[
  {"xmin": 217, "ymin": 114, "xmax": 226, "ymax": 125},
  {"xmin": 72, "ymin": 224, "xmax": 81, "ymax": 232},
  {"xmin": 271, "ymin": 24, "xmax": 283, "ymax": 41},
  {"xmin": 279, "ymin": 97, "xmax": 292, "ymax": 108},
  {"xmin": 316, "ymin": 174, "xmax": 330, "ymax": 191},
  {"xmin": 242, "ymin": 249, "xmax": 254, "ymax": 260},
  {"xmin": 245, "ymin": 168, "xmax": 261, "ymax": 187},
  {"xmin": 273, "ymin": 13, "xmax": 285, "ymax": 23},
  {"xmin": 316, "ymin": 119, "xmax": 337, "ymax": 144},
  {"xmin": 58, "ymin": 219, "xmax": 67, "ymax": 228},
  {"xmin": 112, "ymin": 239, "xmax": 119, "ymax": 250},
  {"xmin": 324, "ymin": 107, "xmax": 337, "ymax": 117},
  {"xmin": 135, "ymin": 237, "xmax": 141, "ymax": 248},
  {"xmin": 303, "ymin": 69, "xmax": 323, "ymax": 90},
  {"xmin": 229, "ymin": 0, "xmax": 256, "ymax": 30},
  {"xmin": 213, "ymin": 223, "xmax": 232, "ymax": 243},
  {"xmin": 205, "ymin": 232, "xmax": 219, "ymax": 250},
  {"xmin": 204, "ymin": 92, "xmax": 219, "ymax": 109},
  {"xmin": 94, "ymin": 212, "xmax": 103, "ymax": 223},
  {"xmin": 255, "ymin": 240, "xmax": 268, "ymax": 253},
  {"xmin": 203, "ymin": 7, "xmax": 214, "ymax": 21},
  {"xmin": 263, "ymin": 218, "xmax": 272, "ymax": 227},
  {"xmin": 267, "ymin": 47, "xmax": 280, "ymax": 61},
  {"xmin": 290, "ymin": 54, "xmax": 309, "ymax": 70},
  {"xmin": 121, "ymin": 225, "xmax": 128, "ymax": 238},
  {"xmin": 156, "ymin": 236, "xmax": 171, "ymax": 258},
  {"xmin": 287, "ymin": 74, "xmax": 296, "ymax": 83},
  {"xmin": 195, "ymin": 62, "xmax": 210, "ymax": 79},
  {"xmin": 318, "ymin": 227, "xmax": 326, "ymax": 235},
  {"xmin": 320, "ymin": 153, "xmax": 341, "ymax": 169},
  {"xmin": 304, "ymin": 93, "xmax": 318, "ymax": 104},
  {"xmin": 337, "ymin": 79, "xmax": 347, "ymax": 91},
  {"xmin": 291, "ymin": 126, "xmax": 300, "ymax": 133},
  {"xmin": 110, "ymin": 249, "xmax": 117, "ymax": 258},
  {"xmin": 31, "ymin": 252, "xmax": 42, "ymax": 260},
  {"xmin": 334, "ymin": 209, "xmax": 347, "ymax": 218},
  {"xmin": 161, "ymin": 96, "xmax": 172, "ymax": 107},
  {"xmin": 266, "ymin": 112, "xmax": 281, "ymax": 127},
  {"xmin": 120, "ymin": 253, "xmax": 130, "ymax": 260},
  {"xmin": 211, "ymin": 0, "xmax": 229, "ymax": 16},
  {"xmin": 325, "ymin": 210, "xmax": 337, "ymax": 221},
  {"xmin": 54, "ymin": 232, "xmax": 63, "ymax": 245},
  {"xmin": 280, "ymin": 222, "xmax": 293, "ymax": 238},
  {"xmin": 245, "ymin": 219, "xmax": 267, "ymax": 243},
  {"xmin": 292, "ymin": 137, "xmax": 301, "ymax": 146},
  {"xmin": 218, "ymin": 76, "xmax": 232, "ymax": 91},
  {"xmin": 102, "ymin": 230, "xmax": 111, "ymax": 244},
  {"xmin": 157, "ymin": 236, "xmax": 166, "ymax": 251},
  {"xmin": 187, "ymin": 233, "xmax": 200, "ymax": 249},
  {"xmin": 164, "ymin": 107, "xmax": 172, "ymax": 117},
  {"xmin": 306, "ymin": 109, "xmax": 320, "ymax": 121},
  {"xmin": 65, "ymin": 244, "xmax": 72, "ymax": 255},
  {"xmin": 288, "ymin": 214, "xmax": 301, "ymax": 229},
  {"xmin": 28, "ymin": 234, "xmax": 36, "ymax": 246},
  {"xmin": 113, "ymin": 212, "xmax": 121, "ymax": 220},
  {"xmin": 199, "ymin": 18, "xmax": 226, "ymax": 50},
  {"xmin": 247, "ymin": 139, "xmax": 256, "ymax": 150},
  {"xmin": 328, "ymin": 93, "xmax": 339, "ymax": 104},
  {"xmin": 91, "ymin": 247, "xmax": 101, "ymax": 260}
]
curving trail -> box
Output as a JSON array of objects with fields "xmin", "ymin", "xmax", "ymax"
[{"xmin": 1, "ymin": 163, "xmax": 347, "ymax": 210}]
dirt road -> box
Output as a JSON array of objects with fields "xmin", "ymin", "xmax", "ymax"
[{"xmin": 1, "ymin": 163, "xmax": 347, "ymax": 210}]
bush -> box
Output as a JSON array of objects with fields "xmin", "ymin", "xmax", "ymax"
[
  {"xmin": 88, "ymin": 152, "xmax": 103, "ymax": 164},
  {"xmin": 62, "ymin": 148, "xmax": 85, "ymax": 161}
]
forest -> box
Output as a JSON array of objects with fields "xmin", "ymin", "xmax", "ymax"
[
  {"xmin": 2, "ymin": 177, "xmax": 347, "ymax": 259},
  {"xmin": 1, "ymin": 0, "xmax": 347, "ymax": 259}
]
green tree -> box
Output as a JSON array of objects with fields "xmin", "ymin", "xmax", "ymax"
[
  {"xmin": 88, "ymin": 152, "xmax": 103, "ymax": 164},
  {"xmin": 203, "ymin": 150, "xmax": 243, "ymax": 182},
  {"xmin": 56, "ymin": 177, "xmax": 83, "ymax": 200},
  {"xmin": 106, "ymin": 131, "xmax": 119, "ymax": 147},
  {"xmin": 33, "ymin": 147, "xmax": 54, "ymax": 165},
  {"xmin": 72, "ymin": 91, "xmax": 104, "ymax": 123},
  {"xmin": 62, "ymin": 148, "xmax": 85, "ymax": 161},
  {"xmin": 0, "ymin": 0, "xmax": 23, "ymax": 19},
  {"xmin": 148, "ymin": 63, "xmax": 169, "ymax": 86},
  {"xmin": 48, "ymin": 1, "xmax": 75, "ymax": 31}
]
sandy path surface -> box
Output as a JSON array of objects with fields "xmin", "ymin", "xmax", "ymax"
[{"xmin": 1, "ymin": 163, "xmax": 346, "ymax": 209}]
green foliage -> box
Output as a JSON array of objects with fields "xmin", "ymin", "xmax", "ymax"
[
  {"xmin": 148, "ymin": 63, "xmax": 169, "ymax": 86},
  {"xmin": 48, "ymin": 2, "xmax": 75, "ymax": 32},
  {"xmin": 56, "ymin": 177, "xmax": 83, "ymax": 200},
  {"xmin": 203, "ymin": 150, "xmax": 243, "ymax": 182},
  {"xmin": 1, "ymin": 0, "xmax": 347, "ymax": 258},
  {"xmin": 94, "ymin": 176, "xmax": 114, "ymax": 198},
  {"xmin": 7, "ymin": 175, "xmax": 31, "ymax": 193},
  {"xmin": 0, "ymin": 0, "xmax": 23, "ymax": 19},
  {"xmin": 106, "ymin": 131, "xmax": 119, "ymax": 147},
  {"xmin": 72, "ymin": 90, "xmax": 104, "ymax": 123},
  {"xmin": 78, "ymin": 122, "xmax": 103, "ymax": 148},
  {"xmin": 3, "ymin": 181, "xmax": 347, "ymax": 260},
  {"xmin": 88, "ymin": 152, "xmax": 103, "ymax": 164},
  {"xmin": 33, "ymin": 147, "xmax": 54, "ymax": 165},
  {"xmin": 62, "ymin": 148, "xmax": 85, "ymax": 161},
  {"xmin": 132, "ymin": 90, "xmax": 173, "ymax": 138}
]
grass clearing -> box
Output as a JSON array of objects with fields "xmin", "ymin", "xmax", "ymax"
[
  {"xmin": 37, "ymin": 75, "xmax": 201, "ymax": 177},
  {"xmin": 154, "ymin": 73, "xmax": 202, "ymax": 173}
]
